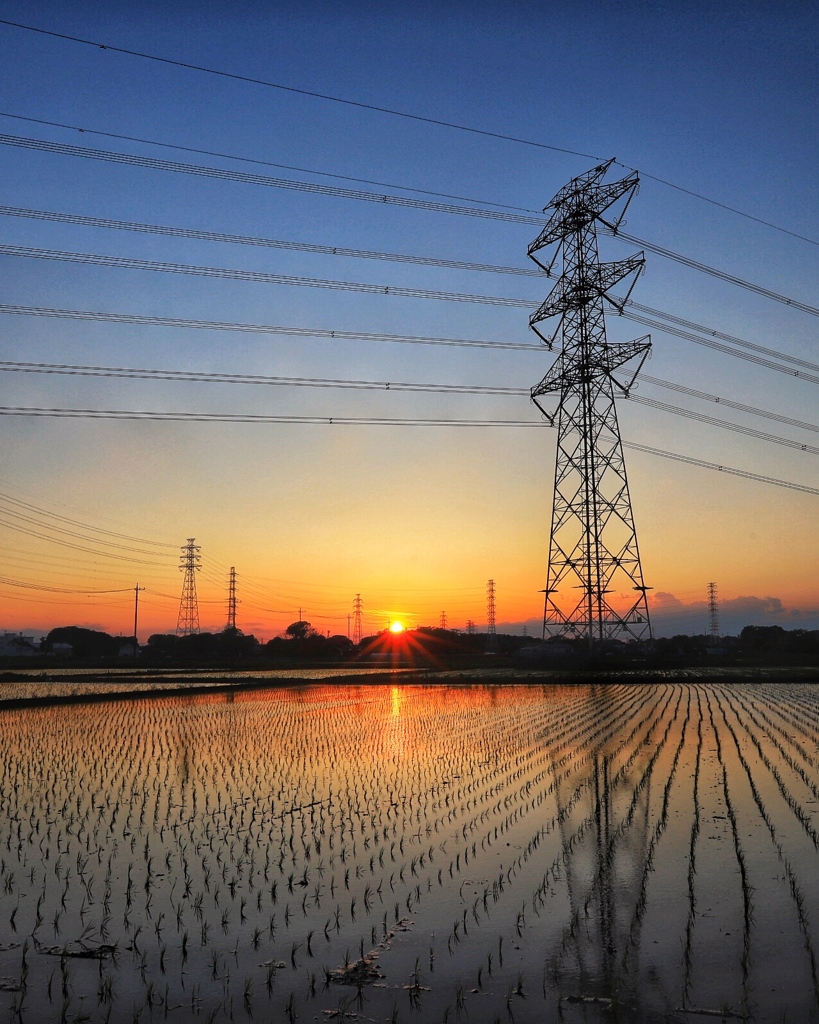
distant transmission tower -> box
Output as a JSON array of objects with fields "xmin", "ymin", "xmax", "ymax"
[
  {"xmin": 439, "ymin": 611, "xmax": 448, "ymax": 630},
  {"xmin": 486, "ymin": 579, "xmax": 497, "ymax": 652},
  {"xmin": 225, "ymin": 566, "xmax": 238, "ymax": 631},
  {"xmin": 352, "ymin": 594, "xmax": 363, "ymax": 644},
  {"xmin": 529, "ymin": 159, "xmax": 653, "ymax": 648},
  {"xmin": 466, "ymin": 619, "xmax": 475, "ymax": 635},
  {"xmin": 707, "ymin": 582, "xmax": 720, "ymax": 643},
  {"xmin": 176, "ymin": 538, "xmax": 201, "ymax": 635}
]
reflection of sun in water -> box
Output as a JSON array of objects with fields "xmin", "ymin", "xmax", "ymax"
[{"xmin": 389, "ymin": 621, "xmax": 405, "ymax": 634}]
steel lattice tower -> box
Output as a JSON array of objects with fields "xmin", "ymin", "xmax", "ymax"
[
  {"xmin": 707, "ymin": 582, "xmax": 720, "ymax": 643},
  {"xmin": 225, "ymin": 566, "xmax": 238, "ymax": 631},
  {"xmin": 352, "ymin": 593, "xmax": 363, "ymax": 645},
  {"xmin": 529, "ymin": 160, "xmax": 652, "ymax": 648},
  {"xmin": 176, "ymin": 538, "xmax": 201, "ymax": 635},
  {"xmin": 486, "ymin": 579, "xmax": 497, "ymax": 651}
]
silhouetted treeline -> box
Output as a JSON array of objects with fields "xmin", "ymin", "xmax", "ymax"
[{"xmin": 3, "ymin": 621, "xmax": 817, "ymax": 670}]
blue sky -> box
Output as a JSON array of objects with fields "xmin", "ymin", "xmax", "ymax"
[{"xmin": 0, "ymin": 0, "xmax": 816, "ymax": 638}]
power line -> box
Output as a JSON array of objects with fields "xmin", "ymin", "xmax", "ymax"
[
  {"xmin": 625, "ymin": 301, "xmax": 819, "ymax": 374},
  {"xmin": 5, "ymin": 360, "xmax": 819, "ymax": 448},
  {"xmin": 0, "ymin": 21, "xmax": 600, "ymax": 162},
  {"xmin": 0, "ymin": 502, "xmax": 173, "ymax": 557},
  {"xmin": 604, "ymin": 227, "xmax": 819, "ymax": 317},
  {"xmin": 0, "ymin": 489, "xmax": 177, "ymax": 548},
  {"xmin": 0, "ymin": 204, "xmax": 539, "ymax": 277},
  {"xmin": 625, "ymin": 442, "xmax": 819, "ymax": 496},
  {"xmin": 620, "ymin": 308, "xmax": 819, "ymax": 384},
  {"xmin": 0, "ymin": 112, "xmax": 541, "ymax": 214},
  {"xmin": 0, "ymin": 576, "xmax": 133, "ymax": 595},
  {"xmin": 624, "ymin": 394, "xmax": 819, "ymax": 456},
  {"xmin": 0, "ymin": 133, "xmax": 541, "ymax": 226},
  {"xmin": 3, "ymin": 136, "xmax": 815, "ymax": 315},
  {"xmin": 6, "ymin": 244, "xmax": 817, "ymax": 340},
  {"xmin": 0, "ymin": 359, "xmax": 524, "ymax": 395},
  {"xmin": 0, "ymin": 517, "xmax": 172, "ymax": 565},
  {"xmin": 2, "ymin": 300, "xmax": 814, "ymax": 386},
  {"xmin": 0, "ymin": 243, "xmax": 538, "ymax": 307},
  {"xmin": 0, "ymin": 20, "xmax": 813, "ymax": 247},
  {"xmin": 0, "ymin": 405, "xmax": 815, "ymax": 496},
  {"xmin": 637, "ymin": 374, "xmax": 819, "ymax": 435},
  {"xmin": 0, "ymin": 303, "xmax": 539, "ymax": 351}
]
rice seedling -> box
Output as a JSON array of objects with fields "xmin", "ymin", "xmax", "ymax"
[{"xmin": 3, "ymin": 681, "xmax": 819, "ymax": 1021}]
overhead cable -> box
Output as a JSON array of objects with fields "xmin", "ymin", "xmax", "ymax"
[
  {"xmin": 0, "ymin": 204, "xmax": 540, "ymax": 278},
  {"xmin": 620, "ymin": 309, "xmax": 819, "ymax": 385},
  {"xmin": 0, "ymin": 22, "xmax": 600, "ymax": 162},
  {"xmin": 0, "ymin": 243, "xmax": 538, "ymax": 306},
  {"xmin": 0, "ymin": 303, "xmax": 539, "ymax": 350},
  {"xmin": 0, "ymin": 489, "xmax": 177, "ymax": 548},
  {"xmin": 0, "ymin": 517, "xmax": 172, "ymax": 565},
  {"xmin": 0, "ymin": 136, "xmax": 812, "ymax": 310},
  {"xmin": 635, "ymin": 374, "xmax": 819, "ymax": 435},
  {"xmin": 7, "ymin": 241, "xmax": 816, "ymax": 338},
  {"xmin": 0, "ymin": 503, "xmax": 175, "ymax": 557},
  {"xmin": 626, "ymin": 301, "xmax": 819, "ymax": 373},
  {"xmin": 0, "ymin": 576, "xmax": 133, "ymax": 595},
  {"xmin": 625, "ymin": 442, "xmax": 819, "ymax": 496},
  {"xmin": 623, "ymin": 395, "xmax": 819, "ymax": 455},
  {"xmin": 0, "ymin": 359, "xmax": 524, "ymax": 395},
  {"xmin": 605, "ymin": 227, "xmax": 819, "ymax": 317},
  {"xmin": 1, "ymin": 301, "xmax": 813, "ymax": 380},
  {"xmin": 0, "ymin": 112, "xmax": 541, "ymax": 213},
  {"xmin": 0, "ymin": 21, "xmax": 813, "ymax": 247},
  {"xmin": 0, "ymin": 405, "xmax": 814, "ymax": 495},
  {"xmin": 4, "ymin": 360, "xmax": 819, "ymax": 446},
  {"xmin": 0, "ymin": 133, "xmax": 542, "ymax": 226}
]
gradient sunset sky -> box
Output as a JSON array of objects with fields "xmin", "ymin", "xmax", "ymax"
[{"xmin": 0, "ymin": 0, "xmax": 816, "ymax": 640}]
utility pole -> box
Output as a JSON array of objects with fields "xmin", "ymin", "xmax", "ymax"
[
  {"xmin": 529, "ymin": 160, "xmax": 653, "ymax": 649},
  {"xmin": 176, "ymin": 538, "xmax": 201, "ymax": 635},
  {"xmin": 439, "ymin": 611, "xmax": 448, "ymax": 630},
  {"xmin": 133, "ymin": 584, "xmax": 144, "ymax": 656},
  {"xmin": 707, "ymin": 582, "xmax": 720, "ymax": 644}
]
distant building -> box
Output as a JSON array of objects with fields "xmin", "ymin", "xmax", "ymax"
[{"xmin": 0, "ymin": 632, "xmax": 39, "ymax": 658}]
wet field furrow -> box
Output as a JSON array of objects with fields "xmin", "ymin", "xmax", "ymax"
[{"xmin": 2, "ymin": 682, "xmax": 819, "ymax": 1023}]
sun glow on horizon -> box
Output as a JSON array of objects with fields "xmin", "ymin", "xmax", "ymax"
[{"xmin": 389, "ymin": 621, "xmax": 405, "ymax": 634}]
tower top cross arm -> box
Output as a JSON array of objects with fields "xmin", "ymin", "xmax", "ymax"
[{"xmin": 529, "ymin": 162, "xmax": 639, "ymax": 256}]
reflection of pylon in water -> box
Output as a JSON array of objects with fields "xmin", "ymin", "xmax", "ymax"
[
  {"xmin": 352, "ymin": 593, "xmax": 363, "ymax": 645},
  {"xmin": 176, "ymin": 538, "xmax": 201, "ymax": 635},
  {"xmin": 529, "ymin": 160, "xmax": 652, "ymax": 648},
  {"xmin": 485, "ymin": 579, "xmax": 497, "ymax": 652},
  {"xmin": 549, "ymin": 721, "xmax": 652, "ymax": 990}
]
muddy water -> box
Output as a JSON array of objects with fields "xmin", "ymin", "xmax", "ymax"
[{"xmin": 1, "ymin": 682, "xmax": 818, "ymax": 1023}]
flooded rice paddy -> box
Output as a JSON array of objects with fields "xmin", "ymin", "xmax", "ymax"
[{"xmin": 1, "ymin": 682, "xmax": 819, "ymax": 1023}]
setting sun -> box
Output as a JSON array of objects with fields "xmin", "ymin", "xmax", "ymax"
[{"xmin": 389, "ymin": 621, "xmax": 405, "ymax": 634}]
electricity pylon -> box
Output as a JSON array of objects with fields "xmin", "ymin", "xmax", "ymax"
[
  {"xmin": 707, "ymin": 582, "xmax": 719, "ymax": 643},
  {"xmin": 176, "ymin": 538, "xmax": 201, "ymax": 635},
  {"xmin": 485, "ymin": 579, "xmax": 497, "ymax": 652},
  {"xmin": 352, "ymin": 593, "xmax": 363, "ymax": 645},
  {"xmin": 529, "ymin": 160, "xmax": 652, "ymax": 648},
  {"xmin": 225, "ymin": 566, "xmax": 238, "ymax": 631}
]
